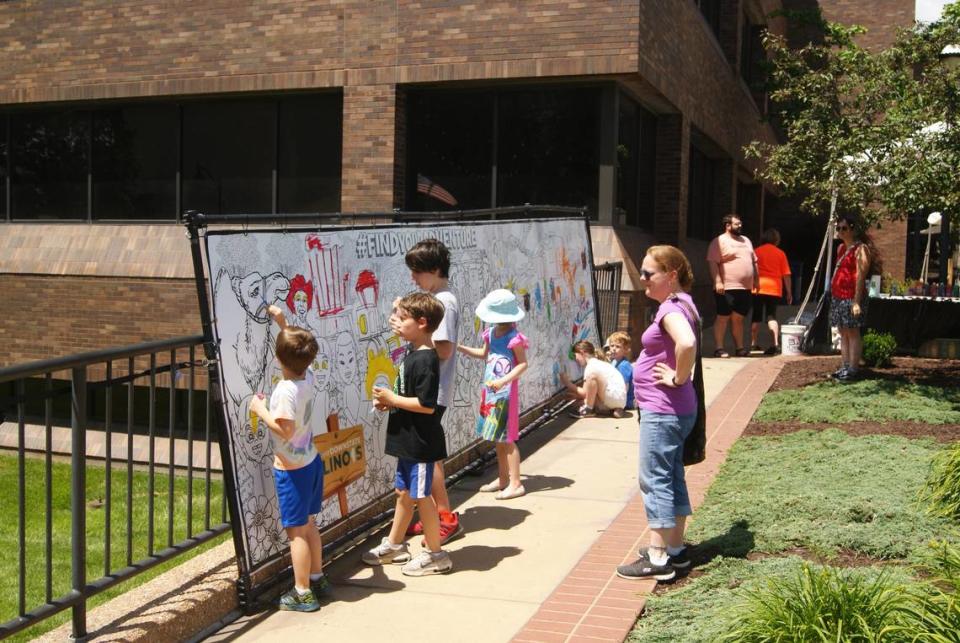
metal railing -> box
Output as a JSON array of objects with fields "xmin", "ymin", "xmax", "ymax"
[
  {"xmin": 0, "ymin": 336, "xmax": 231, "ymax": 640},
  {"xmin": 593, "ymin": 261, "xmax": 624, "ymax": 339}
]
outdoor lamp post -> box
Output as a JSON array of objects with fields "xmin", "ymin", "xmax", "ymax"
[{"xmin": 921, "ymin": 211, "xmax": 943, "ymax": 284}]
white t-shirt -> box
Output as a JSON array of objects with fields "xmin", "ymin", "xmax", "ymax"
[
  {"xmin": 269, "ymin": 369, "xmax": 318, "ymax": 469},
  {"xmin": 433, "ymin": 288, "xmax": 459, "ymax": 409},
  {"xmin": 584, "ymin": 358, "xmax": 627, "ymax": 409}
]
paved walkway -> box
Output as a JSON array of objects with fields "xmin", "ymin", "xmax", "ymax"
[{"xmin": 207, "ymin": 355, "xmax": 786, "ymax": 643}]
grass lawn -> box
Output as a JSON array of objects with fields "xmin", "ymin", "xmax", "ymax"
[
  {"xmin": 629, "ymin": 363, "xmax": 960, "ymax": 641},
  {"xmin": 0, "ymin": 455, "xmax": 228, "ymax": 642}
]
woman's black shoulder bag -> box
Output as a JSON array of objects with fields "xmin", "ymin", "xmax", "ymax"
[{"xmin": 672, "ymin": 298, "xmax": 707, "ymax": 466}]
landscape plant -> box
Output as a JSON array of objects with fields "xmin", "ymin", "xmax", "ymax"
[
  {"xmin": 862, "ymin": 330, "xmax": 897, "ymax": 367},
  {"xmin": 919, "ymin": 441, "xmax": 960, "ymax": 521}
]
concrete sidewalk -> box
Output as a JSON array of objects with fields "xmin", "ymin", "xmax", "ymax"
[{"xmin": 207, "ymin": 355, "xmax": 783, "ymax": 643}]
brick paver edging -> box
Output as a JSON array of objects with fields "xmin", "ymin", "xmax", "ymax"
[{"xmin": 512, "ymin": 357, "xmax": 788, "ymax": 643}]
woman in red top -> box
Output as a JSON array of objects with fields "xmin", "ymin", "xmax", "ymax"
[{"xmin": 829, "ymin": 214, "xmax": 881, "ymax": 381}]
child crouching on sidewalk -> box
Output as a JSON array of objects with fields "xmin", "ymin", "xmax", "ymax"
[
  {"xmin": 363, "ymin": 292, "xmax": 453, "ymax": 576},
  {"xmin": 249, "ymin": 305, "xmax": 329, "ymax": 612}
]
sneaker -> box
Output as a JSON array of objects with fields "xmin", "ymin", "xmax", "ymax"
[
  {"xmin": 401, "ymin": 550, "xmax": 453, "ymax": 576},
  {"xmin": 637, "ymin": 546, "xmax": 690, "ymax": 569},
  {"xmin": 616, "ymin": 557, "xmax": 676, "ymax": 581},
  {"xmin": 278, "ymin": 588, "xmax": 320, "ymax": 612},
  {"xmin": 420, "ymin": 512, "xmax": 465, "ymax": 547},
  {"xmin": 568, "ymin": 405, "xmax": 596, "ymax": 419},
  {"xmin": 836, "ymin": 368, "xmax": 860, "ymax": 383},
  {"xmin": 830, "ymin": 366, "xmax": 848, "ymax": 380},
  {"xmin": 361, "ymin": 537, "xmax": 411, "ymax": 565},
  {"xmin": 310, "ymin": 575, "xmax": 333, "ymax": 602}
]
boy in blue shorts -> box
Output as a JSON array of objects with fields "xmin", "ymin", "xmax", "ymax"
[
  {"xmin": 250, "ymin": 305, "xmax": 329, "ymax": 611},
  {"xmin": 364, "ymin": 292, "xmax": 453, "ymax": 576}
]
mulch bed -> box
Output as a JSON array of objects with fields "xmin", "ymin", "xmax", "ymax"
[
  {"xmin": 768, "ymin": 356, "xmax": 960, "ymax": 392},
  {"xmin": 740, "ymin": 356, "xmax": 960, "ymax": 442}
]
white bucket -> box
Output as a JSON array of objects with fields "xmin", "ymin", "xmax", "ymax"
[{"xmin": 781, "ymin": 324, "xmax": 806, "ymax": 356}]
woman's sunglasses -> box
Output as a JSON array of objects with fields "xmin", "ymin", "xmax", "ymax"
[
  {"xmin": 640, "ymin": 269, "xmax": 658, "ymax": 280},
  {"xmin": 836, "ymin": 225, "xmax": 850, "ymax": 231}
]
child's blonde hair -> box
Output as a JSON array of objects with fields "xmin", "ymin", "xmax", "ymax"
[
  {"xmin": 605, "ymin": 331, "xmax": 632, "ymax": 359},
  {"xmin": 573, "ymin": 340, "xmax": 607, "ymax": 362}
]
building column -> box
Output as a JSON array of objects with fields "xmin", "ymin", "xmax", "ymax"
[
  {"xmin": 597, "ymin": 86, "xmax": 618, "ymax": 224},
  {"xmin": 653, "ymin": 113, "xmax": 690, "ymax": 244},
  {"xmin": 341, "ymin": 84, "xmax": 399, "ymax": 213}
]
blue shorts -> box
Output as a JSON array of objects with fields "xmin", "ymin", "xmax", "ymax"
[
  {"xmin": 638, "ymin": 411, "xmax": 697, "ymax": 529},
  {"xmin": 274, "ymin": 456, "xmax": 324, "ymax": 528},
  {"xmin": 395, "ymin": 458, "xmax": 434, "ymax": 499}
]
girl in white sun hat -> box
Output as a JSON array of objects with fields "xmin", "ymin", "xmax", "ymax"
[{"xmin": 457, "ymin": 289, "xmax": 530, "ymax": 500}]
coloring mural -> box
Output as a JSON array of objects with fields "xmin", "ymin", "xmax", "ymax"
[{"xmin": 202, "ymin": 219, "xmax": 600, "ymax": 570}]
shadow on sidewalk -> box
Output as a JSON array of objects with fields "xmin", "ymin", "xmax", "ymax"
[
  {"xmin": 449, "ymin": 544, "xmax": 522, "ymax": 572},
  {"xmin": 459, "ymin": 504, "xmax": 532, "ymax": 532}
]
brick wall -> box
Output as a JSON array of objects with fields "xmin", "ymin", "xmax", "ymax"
[
  {"xmin": 340, "ymin": 84, "xmax": 397, "ymax": 214},
  {"xmin": 0, "ymin": 275, "xmax": 200, "ymax": 367}
]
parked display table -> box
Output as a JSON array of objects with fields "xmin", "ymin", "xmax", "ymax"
[{"xmin": 865, "ymin": 295, "xmax": 960, "ymax": 353}]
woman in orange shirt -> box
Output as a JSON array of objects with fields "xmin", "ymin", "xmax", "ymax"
[{"xmin": 751, "ymin": 228, "xmax": 792, "ymax": 355}]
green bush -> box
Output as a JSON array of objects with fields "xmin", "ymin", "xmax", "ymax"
[
  {"xmin": 920, "ymin": 441, "xmax": 960, "ymax": 521},
  {"xmin": 895, "ymin": 542, "xmax": 960, "ymax": 641},
  {"xmin": 722, "ymin": 562, "xmax": 908, "ymax": 642},
  {"xmin": 863, "ymin": 330, "xmax": 897, "ymax": 367}
]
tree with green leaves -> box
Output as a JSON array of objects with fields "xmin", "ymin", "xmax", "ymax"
[{"xmin": 746, "ymin": 5, "xmax": 960, "ymax": 227}]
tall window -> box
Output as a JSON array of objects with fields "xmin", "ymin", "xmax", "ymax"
[
  {"xmin": 406, "ymin": 85, "xmax": 602, "ymax": 216},
  {"xmin": 182, "ymin": 100, "xmax": 275, "ymax": 215},
  {"xmin": 406, "ymin": 91, "xmax": 494, "ymax": 211},
  {"xmin": 740, "ymin": 18, "xmax": 767, "ymax": 111},
  {"xmin": 616, "ymin": 94, "xmax": 657, "ymax": 229},
  {"xmin": 93, "ymin": 105, "xmax": 178, "ymax": 220},
  {"xmin": 1, "ymin": 92, "xmax": 342, "ymax": 221},
  {"xmin": 694, "ymin": 0, "xmax": 722, "ymax": 38},
  {"xmin": 11, "ymin": 111, "xmax": 89, "ymax": 220},
  {"xmin": 687, "ymin": 145, "xmax": 718, "ymax": 240}
]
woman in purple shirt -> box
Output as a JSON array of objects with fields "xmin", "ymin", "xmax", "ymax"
[{"xmin": 617, "ymin": 245, "xmax": 699, "ymax": 583}]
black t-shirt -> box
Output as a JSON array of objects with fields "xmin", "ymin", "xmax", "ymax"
[{"xmin": 384, "ymin": 348, "xmax": 447, "ymax": 462}]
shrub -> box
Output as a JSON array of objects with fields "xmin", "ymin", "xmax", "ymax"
[
  {"xmin": 920, "ymin": 441, "xmax": 960, "ymax": 521},
  {"xmin": 863, "ymin": 330, "xmax": 897, "ymax": 367},
  {"xmin": 722, "ymin": 563, "xmax": 908, "ymax": 642},
  {"xmin": 895, "ymin": 542, "xmax": 960, "ymax": 641}
]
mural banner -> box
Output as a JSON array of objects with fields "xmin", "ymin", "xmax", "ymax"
[{"xmin": 202, "ymin": 218, "xmax": 599, "ymax": 572}]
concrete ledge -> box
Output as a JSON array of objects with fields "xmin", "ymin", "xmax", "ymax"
[{"xmin": 36, "ymin": 542, "xmax": 238, "ymax": 643}]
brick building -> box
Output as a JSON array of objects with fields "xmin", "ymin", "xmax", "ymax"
[{"xmin": 0, "ymin": 0, "xmax": 915, "ymax": 367}]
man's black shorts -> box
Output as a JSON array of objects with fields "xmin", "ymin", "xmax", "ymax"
[
  {"xmin": 751, "ymin": 294, "xmax": 780, "ymax": 322},
  {"xmin": 714, "ymin": 289, "xmax": 751, "ymax": 317}
]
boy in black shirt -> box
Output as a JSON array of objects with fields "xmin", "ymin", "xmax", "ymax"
[{"xmin": 364, "ymin": 292, "xmax": 453, "ymax": 576}]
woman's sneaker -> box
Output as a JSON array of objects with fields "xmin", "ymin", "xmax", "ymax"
[
  {"xmin": 401, "ymin": 550, "xmax": 453, "ymax": 576},
  {"xmin": 616, "ymin": 557, "xmax": 676, "ymax": 581},
  {"xmin": 278, "ymin": 588, "xmax": 320, "ymax": 612},
  {"xmin": 637, "ymin": 546, "xmax": 690, "ymax": 569},
  {"xmin": 361, "ymin": 537, "xmax": 411, "ymax": 565}
]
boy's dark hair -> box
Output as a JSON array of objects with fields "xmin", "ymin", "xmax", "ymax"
[
  {"xmin": 397, "ymin": 292, "xmax": 445, "ymax": 333},
  {"xmin": 275, "ymin": 327, "xmax": 319, "ymax": 376},
  {"xmin": 405, "ymin": 238, "xmax": 451, "ymax": 278}
]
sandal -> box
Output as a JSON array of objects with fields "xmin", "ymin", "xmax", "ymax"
[
  {"xmin": 713, "ymin": 349, "xmax": 730, "ymax": 358},
  {"xmin": 734, "ymin": 347, "xmax": 751, "ymax": 357}
]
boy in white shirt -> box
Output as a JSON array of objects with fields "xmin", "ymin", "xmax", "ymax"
[{"xmin": 250, "ymin": 305, "xmax": 328, "ymax": 612}]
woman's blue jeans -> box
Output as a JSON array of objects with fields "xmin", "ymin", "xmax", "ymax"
[{"xmin": 638, "ymin": 410, "xmax": 697, "ymax": 529}]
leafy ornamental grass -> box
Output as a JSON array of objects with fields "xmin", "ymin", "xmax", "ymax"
[
  {"xmin": 0, "ymin": 455, "xmax": 227, "ymax": 642},
  {"xmin": 628, "ymin": 556, "xmax": 918, "ymax": 643},
  {"xmin": 686, "ymin": 430, "xmax": 959, "ymax": 561},
  {"xmin": 752, "ymin": 379, "xmax": 960, "ymax": 424},
  {"xmin": 920, "ymin": 441, "xmax": 960, "ymax": 521},
  {"xmin": 630, "ymin": 431, "xmax": 960, "ymax": 642}
]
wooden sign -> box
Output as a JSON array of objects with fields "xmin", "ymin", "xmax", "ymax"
[{"xmin": 313, "ymin": 415, "xmax": 366, "ymax": 514}]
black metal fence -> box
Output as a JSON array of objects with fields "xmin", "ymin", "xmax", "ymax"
[
  {"xmin": 0, "ymin": 336, "xmax": 231, "ymax": 640},
  {"xmin": 593, "ymin": 261, "xmax": 624, "ymax": 339}
]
